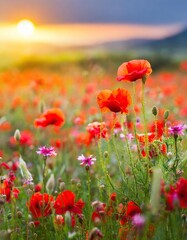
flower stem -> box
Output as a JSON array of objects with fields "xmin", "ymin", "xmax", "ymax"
[
  {"xmin": 173, "ymin": 135, "xmax": 180, "ymax": 178},
  {"xmin": 132, "ymin": 82, "xmax": 142, "ymax": 161},
  {"xmin": 141, "ymin": 80, "xmax": 150, "ymax": 191},
  {"xmin": 43, "ymin": 157, "xmax": 47, "ymax": 193}
]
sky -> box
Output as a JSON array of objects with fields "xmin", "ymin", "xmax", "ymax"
[{"xmin": 1, "ymin": 0, "xmax": 187, "ymax": 25}]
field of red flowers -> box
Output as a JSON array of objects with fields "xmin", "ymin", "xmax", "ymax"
[{"xmin": 0, "ymin": 57, "xmax": 187, "ymax": 239}]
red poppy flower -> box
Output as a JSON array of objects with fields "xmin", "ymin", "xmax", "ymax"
[
  {"xmin": 126, "ymin": 201, "xmax": 141, "ymax": 218},
  {"xmin": 9, "ymin": 130, "xmax": 33, "ymax": 147},
  {"xmin": 27, "ymin": 192, "xmax": 54, "ymax": 218},
  {"xmin": 176, "ymin": 178, "xmax": 187, "ymax": 208},
  {"xmin": 149, "ymin": 120, "xmax": 165, "ymax": 139},
  {"xmin": 117, "ymin": 59, "xmax": 152, "ymax": 82},
  {"xmin": 0, "ymin": 179, "xmax": 20, "ymax": 202},
  {"xmin": 54, "ymin": 190, "xmax": 85, "ymax": 215},
  {"xmin": 110, "ymin": 192, "xmax": 117, "ymax": 202},
  {"xmin": 34, "ymin": 108, "xmax": 65, "ymax": 128},
  {"xmin": 136, "ymin": 133, "xmax": 155, "ymax": 144},
  {"xmin": 97, "ymin": 88, "xmax": 131, "ymax": 113},
  {"xmin": 164, "ymin": 185, "xmax": 177, "ymax": 211},
  {"xmin": 86, "ymin": 122, "xmax": 108, "ymax": 139}
]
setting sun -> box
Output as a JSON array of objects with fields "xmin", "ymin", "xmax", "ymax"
[{"xmin": 17, "ymin": 19, "xmax": 35, "ymax": 38}]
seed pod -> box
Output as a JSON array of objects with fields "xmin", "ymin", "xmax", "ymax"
[
  {"xmin": 164, "ymin": 110, "xmax": 169, "ymax": 120},
  {"xmin": 152, "ymin": 106, "xmax": 158, "ymax": 116}
]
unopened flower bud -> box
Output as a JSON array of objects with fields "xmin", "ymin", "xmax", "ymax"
[
  {"xmin": 33, "ymin": 233, "xmax": 38, "ymax": 238},
  {"xmin": 17, "ymin": 211, "xmax": 23, "ymax": 219},
  {"xmin": 26, "ymin": 189, "xmax": 34, "ymax": 197},
  {"xmin": 14, "ymin": 129, "xmax": 21, "ymax": 142},
  {"xmin": 71, "ymin": 179, "xmax": 77, "ymax": 185},
  {"xmin": 65, "ymin": 211, "xmax": 71, "ymax": 228},
  {"xmin": 0, "ymin": 195, "xmax": 6, "ymax": 205},
  {"xmin": 7, "ymin": 213, "xmax": 12, "ymax": 220},
  {"xmin": 164, "ymin": 110, "xmax": 169, "ymax": 120},
  {"xmin": 28, "ymin": 222, "xmax": 35, "ymax": 228},
  {"xmin": 46, "ymin": 174, "xmax": 55, "ymax": 193},
  {"xmin": 125, "ymin": 166, "xmax": 131, "ymax": 175},
  {"xmin": 59, "ymin": 182, "xmax": 66, "ymax": 191},
  {"xmin": 77, "ymin": 182, "xmax": 81, "ymax": 188},
  {"xmin": 68, "ymin": 232, "xmax": 77, "ymax": 239},
  {"xmin": 152, "ymin": 106, "xmax": 158, "ymax": 116},
  {"xmin": 104, "ymin": 151, "xmax": 108, "ymax": 158},
  {"xmin": 99, "ymin": 184, "xmax": 105, "ymax": 190},
  {"xmin": 167, "ymin": 152, "xmax": 173, "ymax": 159},
  {"xmin": 181, "ymin": 214, "xmax": 187, "ymax": 222},
  {"xmin": 57, "ymin": 178, "xmax": 63, "ymax": 183},
  {"xmin": 88, "ymin": 227, "xmax": 103, "ymax": 240}
]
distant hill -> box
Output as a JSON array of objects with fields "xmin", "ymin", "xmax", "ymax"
[
  {"xmin": 95, "ymin": 27, "xmax": 187, "ymax": 58},
  {"xmin": 144, "ymin": 27, "xmax": 187, "ymax": 48}
]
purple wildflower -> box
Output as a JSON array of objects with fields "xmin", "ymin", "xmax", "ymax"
[
  {"xmin": 77, "ymin": 154, "xmax": 96, "ymax": 167},
  {"xmin": 132, "ymin": 214, "xmax": 145, "ymax": 228},
  {"xmin": 36, "ymin": 146, "xmax": 57, "ymax": 157},
  {"xmin": 120, "ymin": 133, "xmax": 134, "ymax": 141},
  {"xmin": 168, "ymin": 124, "xmax": 187, "ymax": 137}
]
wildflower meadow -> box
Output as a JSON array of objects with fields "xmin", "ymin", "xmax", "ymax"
[{"xmin": 1, "ymin": 54, "xmax": 187, "ymax": 240}]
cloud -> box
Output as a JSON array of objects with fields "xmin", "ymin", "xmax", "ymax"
[{"xmin": 0, "ymin": 0, "xmax": 187, "ymax": 24}]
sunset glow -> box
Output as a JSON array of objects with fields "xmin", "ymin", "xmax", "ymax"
[{"xmin": 17, "ymin": 19, "xmax": 35, "ymax": 38}]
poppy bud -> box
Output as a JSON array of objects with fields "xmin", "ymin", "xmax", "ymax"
[
  {"xmin": 0, "ymin": 194, "xmax": 6, "ymax": 205},
  {"xmin": 19, "ymin": 156, "xmax": 33, "ymax": 186},
  {"xmin": 71, "ymin": 179, "xmax": 77, "ymax": 185},
  {"xmin": 28, "ymin": 222, "xmax": 35, "ymax": 228},
  {"xmin": 164, "ymin": 110, "xmax": 169, "ymax": 120},
  {"xmin": 88, "ymin": 227, "xmax": 103, "ymax": 240},
  {"xmin": 26, "ymin": 189, "xmax": 34, "ymax": 197},
  {"xmin": 59, "ymin": 182, "xmax": 66, "ymax": 191},
  {"xmin": 104, "ymin": 151, "xmax": 108, "ymax": 158},
  {"xmin": 152, "ymin": 106, "xmax": 158, "ymax": 116},
  {"xmin": 57, "ymin": 178, "xmax": 63, "ymax": 183},
  {"xmin": 65, "ymin": 211, "xmax": 71, "ymax": 228},
  {"xmin": 7, "ymin": 213, "xmax": 12, "ymax": 220},
  {"xmin": 68, "ymin": 232, "xmax": 77, "ymax": 239},
  {"xmin": 77, "ymin": 182, "xmax": 81, "ymax": 188},
  {"xmin": 17, "ymin": 211, "xmax": 23, "ymax": 219},
  {"xmin": 33, "ymin": 233, "xmax": 38, "ymax": 238},
  {"xmin": 14, "ymin": 129, "xmax": 21, "ymax": 142},
  {"xmin": 125, "ymin": 166, "xmax": 131, "ymax": 176},
  {"xmin": 46, "ymin": 174, "xmax": 55, "ymax": 193},
  {"xmin": 181, "ymin": 214, "xmax": 187, "ymax": 222}
]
